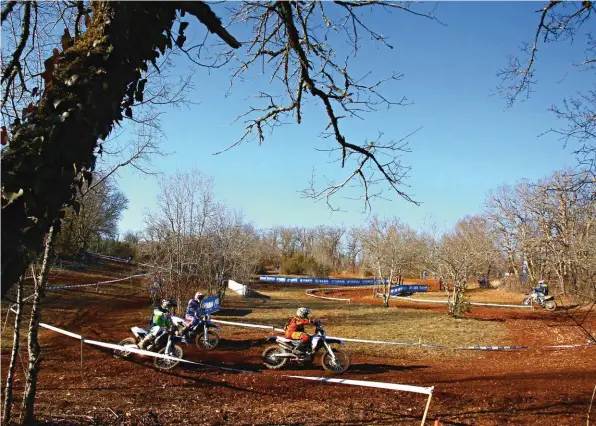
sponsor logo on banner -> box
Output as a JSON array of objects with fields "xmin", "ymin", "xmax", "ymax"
[{"xmin": 201, "ymin": 295, "xmax": 221, "ymax": 314}]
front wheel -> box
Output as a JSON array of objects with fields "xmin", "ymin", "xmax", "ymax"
[
  {"xmin": 321, "ymin": 349, "xmax": 350, "ymax": 374},
  {"xmin": 544, "ymin": 300, "xmax": 557, "ymax": 311},
  {"xmin": 154, "ymin": 345, "xmax": 183, "ymax": 370},
  {"xmin": 522, "ymin": 298, "xmax": 532, "ymax": 306},
  {"xmin": 262, "ymin": 346, "xmax": 288, "ymax": 370},
  {"xmin": 113, "ymin": 337, "xmax": 137, "ymax": 358},
  {"xmin": 196, "ymin": 330, "xmax": 220, "ymax": 350}
]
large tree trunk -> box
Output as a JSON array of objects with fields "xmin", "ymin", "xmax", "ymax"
[
  {"xmin": 2, "ymin": 276, "xmax": 23, "ymax": 426},
  {"xmin": 1, "ymin": 2, "xmax": 179, "ymax": 298},
  {"xmin": 19, "ymin": 226, "xmax": 55, "ymax": 425}
]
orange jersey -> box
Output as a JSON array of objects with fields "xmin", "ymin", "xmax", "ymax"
[{"xmin": 285, "ymin": 317, "xmax": 311, "ymax": 339}]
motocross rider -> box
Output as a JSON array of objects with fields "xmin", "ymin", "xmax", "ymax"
[
  {"xmin": 138, "ymin": 298, "xmax": 176, "ymax": 349},
  {"xmin": 534, "ymin": 280, "xmax": 549, "ymax": 304},
  {"xmin": 181, "ymin": 292, "xmax": 206, "ymax": 332},
  {"xmin": 285, "ymin": 307, "xmax": 317, "ymax": 355}
]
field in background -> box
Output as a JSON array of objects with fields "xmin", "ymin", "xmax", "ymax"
[{"xmin": 1, "ymin": 258, "xmax": 595, "ymax": 425}]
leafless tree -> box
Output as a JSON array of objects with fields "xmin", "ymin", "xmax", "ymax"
[
  {"xmin": 218, "ymin": 2, "xmax": 441, "ymax": 211},
  {"xmin": 54, "ymin": 173, "xmax": 128, "ymax": 255},
  {"xmin": 140, "ymin": 168, "xmax": 262, "ymax": 310},
  {"xmin": 361, "ymin": 215, "xmax": 422, "ymax": 307},
  {"xmin": 432, "ymin": 216, "xmax": 498, "ymax": 317},
  {"xmin": 498, "ymin": 1, "xmax": 596, "ymax": 175},
  {"xmin": 485, "ymin": 169, "xmax": 596, "ymax": 298},
  {"xmin": 2, "ymin": 276, "xmax": 23, "ymax": 426},
  {"xmin": 20, "ymin": 224, "xmax": 56, "ymax": 424}
]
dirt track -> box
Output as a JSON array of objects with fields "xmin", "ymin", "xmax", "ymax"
[{"xmin": 2, "ymin": 266, "xmax": 596, "ymax": 425}]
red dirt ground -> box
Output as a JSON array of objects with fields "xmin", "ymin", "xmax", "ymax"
[{"xmin": 2, "ymin": 263, "xmax": 595, "ymax": 425}]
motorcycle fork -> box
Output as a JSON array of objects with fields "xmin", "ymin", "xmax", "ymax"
[{"xmin": 323, "ymin": 341, "xmax": 336, "ymax": 361}]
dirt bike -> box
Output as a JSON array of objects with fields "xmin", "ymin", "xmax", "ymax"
[
  {"xmin": 113, "ymin": 326, "xmax": 188, "ymax": 370},
  {"xmin": 522, "ymin": 289, "xmax": 557, "ymax": 311},
  {"xmin": 171, "ymin": 314, "xmax": 221, "ymax": 350},
  {"xmin": 262, "ymin": 320, "xmax": 350, "ymax": 374}
]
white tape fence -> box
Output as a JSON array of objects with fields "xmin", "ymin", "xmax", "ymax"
[
  {"xmin": 210, "ymin": 318, "xmax": 594, "ymax": 351},
  {"xmin": 46, "ymin": 273, "xmax": 151, "ymax": 291},
  {"xmin": 287, "ymin": 375, "xmax": 434, "ymax": 426}
]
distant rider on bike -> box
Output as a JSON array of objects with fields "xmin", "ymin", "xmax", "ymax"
[
  {"xmin": 138, "ymin": 298, "xmax": 176, "ymax": 349},
  {"xmin": 285, "ymin": 307, "xmax": 317, "ymax": 355},
  {"xmin": 181, "ymin": 292, "xmax": 206, "ymax": 333},
  {"xmin": 533, "ymin": 280, "xmax": 549, "ymax": 304}
]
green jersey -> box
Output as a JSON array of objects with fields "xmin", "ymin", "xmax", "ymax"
[{"xmin": 152, "ymin": 307, "xmax": 172, "ymax": 329}]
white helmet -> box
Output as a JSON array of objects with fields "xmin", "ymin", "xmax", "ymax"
[
  {"xmin": 296, "ymin": 307, "xmax": 311, "ymax": 319},
  {"xmin": 194, "ymin": 292, "xmax": 205, "ymax": 301},
  {"xmin": 538, "ymin": 280, "xmax": 545, "ymax": 285}
]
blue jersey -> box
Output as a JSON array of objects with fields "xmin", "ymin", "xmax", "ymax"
[{"xmin": 185, "ymin": 299, "xmax": 203, "ymax": 317}]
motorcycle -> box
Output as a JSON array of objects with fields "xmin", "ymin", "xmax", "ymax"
[
  {"xmin": 522, "ymin": 289, "xmax": 557, "ymax": 311},
  {"xmin": 113, "ymin": 326, "xmax": 188, "ymax": 370},
  {"xmin": 171, "ymin": 314, "xmax": 221, "ymax": 350},
  {"xmin": 262, "ymin": 320, "xmax": 350, "ymax": 374}
]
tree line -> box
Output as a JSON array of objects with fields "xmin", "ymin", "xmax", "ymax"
[{"xmin": 61, "ymin": 167, "xmax": 594, "ymax": 316}]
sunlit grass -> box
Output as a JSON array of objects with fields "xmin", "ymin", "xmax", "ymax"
[{"xmin": 219, "ymin": 286, "xmax": 508, "ymax": 360}]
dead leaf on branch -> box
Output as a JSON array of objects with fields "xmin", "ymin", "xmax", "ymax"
[{"xmin": 1, "ymin": 126, "xmax": 8, "ymax": 146}]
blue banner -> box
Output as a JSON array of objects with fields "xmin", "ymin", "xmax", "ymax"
[
  {"xmin": 390, "ymin": 284, "xmax": 428, "ymax": 296},
  {"xmin": 201, "ymin": 295, "xmax": 221, "ymax": 314},
  {"xmin": 258, "ymin": 276, "xmax": 387, "ymax": 286}
]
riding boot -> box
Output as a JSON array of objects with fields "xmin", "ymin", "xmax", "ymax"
[{"xmin": 138, "ymin": 335, "xmax": 154, "ymax": 349}]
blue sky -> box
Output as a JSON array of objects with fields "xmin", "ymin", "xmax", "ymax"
[{"xmin": 110, "ymin": 2, "xmax": 590, "ymax": 236}]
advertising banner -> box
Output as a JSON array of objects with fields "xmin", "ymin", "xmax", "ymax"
[
  {"xmin": 258, "ymin": 276, "xmax": 386, "ymax": 286},
  {"xmin": 390, "ymin": 284, "xmax": 428, "ymax": 296},
  {"xmin": 201, "ymin": 295, "xmax": 221, "ymax": 314}
]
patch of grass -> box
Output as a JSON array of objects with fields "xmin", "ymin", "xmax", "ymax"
[{"xmin": 219, "ymin": 286, "xmax": 508, "ymax": 360}]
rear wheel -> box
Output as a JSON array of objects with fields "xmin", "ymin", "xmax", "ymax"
[
  {"xmin": 196, "ymin": 330, "xmax": 220, "ymax": 350},
  {"xmin": 262, "ymin": 346, "xmax": 287, "ymax": 370},
  {"xmin": 321, "ymin": 349, "xmax": 350, "ymax": 374},
  {"xmin": 113, "ymin": 337, "xmax": 137, "ymax": 358},
  {"xmin": 154, "ymin": 345, "xmax": 183, "ymax": 370},
  {"xmin": 544, "ymin": 300, "xmax": 557, "ymax": 311}
]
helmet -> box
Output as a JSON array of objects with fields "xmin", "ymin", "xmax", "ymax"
[
  {"xmin": 296, "ymin": 307, "xmax": 311, "ymax": 319},
  {"xmin": 161, "ymin": 298, "xmax": 176, "ymax": 310},
  {"xmin": 194, "ymin": 292, "xmax": 205, "ymax": 301},
  {"xmin": 538, "ymin": 280, "xmax": 545, "ymax": 285}
]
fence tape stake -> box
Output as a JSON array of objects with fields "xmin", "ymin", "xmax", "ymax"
[
  {"xmin": 420, "ymin": 388, "xmax": 434, "ymax": 426},
  {"xmin": 80, "ymin": 336, "xmax": 84, "ymax": 379}
]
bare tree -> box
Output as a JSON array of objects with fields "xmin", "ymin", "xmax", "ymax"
[
  {"xmin": 485, "ymin": 170, "xmax": 596, "ymax": 298},
  {"xmin": 361, "ymin": 216, "xmax": 422, "ymax": 307},
  {"xmin": 432, "ymin": 216, "xmax": 497, "ymax": 317},
  {"xmin": 140, "ymin": 168, "xmax": 262, "ymax": 309},
  {"xmin": 343, "ymin": 226, "xmax": 363, "ymax": 274},
  {"xmin": 54, "ymin": 173, "xmax": 128, "ymax": 255},
  {"xmin": 20, "ymin": 224, "xmax": 56, "ymax": 425},
  {"xmin": 221, "ymin": 2, "xmax": 439, "ymax": 211},
  {"xmin": 2, "ymin": 276, "xmax": 23, "ymax": 426},
  {"xmin": 498, "ymin": 1, "xmax": 596, "ymax": 174}
]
